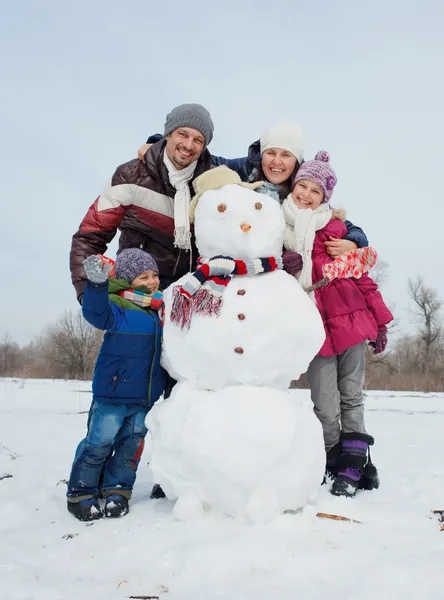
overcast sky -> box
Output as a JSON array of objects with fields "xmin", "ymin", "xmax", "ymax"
[{"xmin": 1, "ymin": 0, "xmax": 443, "ymax": 344}]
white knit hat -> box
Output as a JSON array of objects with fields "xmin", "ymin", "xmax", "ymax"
[{"xmin": 260, "ymin": 122, "xmax": 304, "ymax": 163}]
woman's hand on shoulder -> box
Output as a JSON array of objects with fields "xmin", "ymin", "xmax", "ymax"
[
  {"xmin": 324, "ymin": 237, "xmax": 357, "ymax": 258},
  {"xmin": 138, "ymin": 143, "xmax": 152, "ymax": 162}
]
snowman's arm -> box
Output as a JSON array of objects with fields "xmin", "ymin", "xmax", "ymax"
[{"xmin": 344, "ymin": 220, "xmax": 368, "ymax": 248}]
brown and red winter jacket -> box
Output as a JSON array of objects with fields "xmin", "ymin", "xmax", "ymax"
[{"xmin": 70, "ymin": 140, "xmax": 213, "ymax": 301}]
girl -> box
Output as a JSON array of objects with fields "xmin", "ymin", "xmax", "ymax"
[{"xmin": 282, "ymin": 151, "xmax": 393, "ymax": 498}]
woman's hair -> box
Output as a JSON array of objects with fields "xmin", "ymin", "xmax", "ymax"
[{"xmin": 252, "ymin": 161, "xmax": 301, "ymax": 201}]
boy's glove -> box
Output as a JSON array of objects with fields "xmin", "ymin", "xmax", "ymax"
[
  {"xmin": 369, "ymin": 329, "xmax": 387, "ymax": 355},
  {"xmin": 282, "ymin": 251, "xmax": 303, "ymax": 276},
  {"xmin": 83, "ymin": 255, "xmax": 110, "ymax": 284}
]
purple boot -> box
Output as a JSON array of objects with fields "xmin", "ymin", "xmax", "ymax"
[{"xmin": 330, "ymin": 433, "xmax": 375, "ymax": 498}]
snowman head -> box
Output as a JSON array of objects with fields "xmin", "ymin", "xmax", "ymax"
[{"xmin": 191, "ymin": 167, "xmax": 285, "ymax": 259}]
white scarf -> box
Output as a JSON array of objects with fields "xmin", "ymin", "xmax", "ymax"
[
  {"xmin": 282, "ymin": 194, "xmax": 332, "ymax": 294},
  {"xmin": 163, "ymin": 151, "xmax": 198, "ymax": 251}
]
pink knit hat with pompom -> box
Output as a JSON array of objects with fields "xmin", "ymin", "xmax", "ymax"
[{"xmin": 292, "ymin": 150, "xmax": 337, "ymax": 202}]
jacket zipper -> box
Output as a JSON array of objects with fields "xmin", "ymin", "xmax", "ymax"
[{"xmin": 147, "ymin": 318, "xmax": 159, "ymax": 406}]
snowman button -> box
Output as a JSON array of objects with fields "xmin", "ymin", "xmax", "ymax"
[
  {"xmin": 238, "ymin": 313, "xmax": 245, "ymax": 320},
  {"xmin": 234, "ymin": 347, "xmax": 244, "ymax": 354},
  {"xmin": 237, "ymin": 289, "xmax": 246, "ymax": 296}
]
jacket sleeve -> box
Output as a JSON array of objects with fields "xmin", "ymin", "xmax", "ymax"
[
  {"xmin": 81, "ymin": 281, "xmax": 120, "ymax": 331},
  {"xmin": 211, "ymin": 155, "xmax": 249, "ymax": 177},
  {"xmin": 353, "ymin": 274, "xmax": 394, "ymax": 330},
  {"xmin": 70, "ymin": 164, "xmax": 135, "ymax": 302},
  {"xmin": 344, "ymin": 220, "xmax": 368, "ymax": 248},
  {"xmin": 146, "ymin": 133, "xmax": 163, "ymax": 143}
]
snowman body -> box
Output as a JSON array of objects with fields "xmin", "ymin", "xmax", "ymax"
[
  {"xmin": 162, "ymin": 269, "xmax": 324, "ymax": 389},
  {"xmin": 148, "ymin": 178, "xmax": 326, "ymax": 521}
]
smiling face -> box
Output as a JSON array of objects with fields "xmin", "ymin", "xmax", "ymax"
[
  {"xmin": 261, "ymin": 148, "xmax": 298, "ymax": 184},
  {"xmin": 194, "ymin": 185, "xmax": 285, "ymax": 260},
  {"xmin": 165, "ymin": 127, "xmax": 205, "ymax": 169},
  {"xmin": 131, "ymin": 270, "xmax": 160, "ymax": 293},
  {"xmin": 292, "ymin": 179, "xmax": 325, "ymax": 210}
]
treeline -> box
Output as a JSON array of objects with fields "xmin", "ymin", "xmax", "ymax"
[{"xmin": 2, "ymin": 276, "xmax": 443, "ymax": 392}]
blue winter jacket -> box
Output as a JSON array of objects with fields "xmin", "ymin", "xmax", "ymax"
[
  {"xmin": 82, "ymin": 281, "xmax": 166, "ymax": 407},
  {"xmin": 147, "ymin": 134, "xmax": 368, "ymax": 248}
]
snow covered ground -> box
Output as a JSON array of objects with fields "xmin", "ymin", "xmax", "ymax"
[{"xmin": 1, "ymin": 377, "xmax": 443, "ymax": 600}]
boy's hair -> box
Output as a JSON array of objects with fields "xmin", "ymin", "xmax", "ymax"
[{"xmin": 115, "ymin": 248, "xmax": 159, "ymax": 283}]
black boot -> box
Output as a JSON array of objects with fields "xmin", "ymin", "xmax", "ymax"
[
  {"xmin": 324, "ymin": 442, "xmax": 341, "ymax": 482},
  {"xmin": 150, "ymin": 483, "xmax": 166, "ymax": 499},
  {"xmin": 104, "ymin": 494, "xmax": 129, "ymax": 518},
  {"xmin": 67, "ymin": 497, "xmax": 103, "ymax": 522},
  {"xmin": 331, "ymin": 433, "xmax": 374, "ymax": 498},
  {"xmin": 358, "ymin": 447, "xmax": 380, "ymax": 490}
]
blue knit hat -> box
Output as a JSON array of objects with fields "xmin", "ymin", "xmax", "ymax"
[{"xmin": 115, "ymin": 248, "xmax": 159, "ymax": 283}]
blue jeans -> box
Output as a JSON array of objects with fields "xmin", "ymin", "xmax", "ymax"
[{"xmin": 67, "ymin": 401, "xmax": 148, "ymax": 501}]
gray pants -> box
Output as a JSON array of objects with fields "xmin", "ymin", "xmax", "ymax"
[{"xmin": 306, "ymin": 343, "xmax": 366, "ymax": 451}]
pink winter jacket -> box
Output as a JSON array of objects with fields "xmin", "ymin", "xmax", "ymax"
[{"xmin": 313, "ymin": 217, "xmax": 393, "ymax": 357}]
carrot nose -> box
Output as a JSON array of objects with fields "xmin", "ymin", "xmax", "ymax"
[{"xmin": 241, "ymin": 223, "xmax": 251, "ymax": 232}]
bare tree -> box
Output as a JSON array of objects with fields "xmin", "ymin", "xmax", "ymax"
[
  {"xmin": 0, "ymin": 332, "xmax": 23, "ymax": 377},
  {"xmin": 41, "ymin": 310, "xmax": 103, "ymax": 380},
  {"xmin": 370, "ymin": 259, "xmax": 390, "ymax": 288},
  {"xmin": 408, "ymin": 277, "xmax": 442, "ymax": 379}
]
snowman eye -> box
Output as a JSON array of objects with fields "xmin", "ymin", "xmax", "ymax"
[
  {"xmin": 254, "ymin": 202, "xmax": 263, "ymax": 210},
  {"xmin": 217, "ymin": 204, "xmax": 227, "ymax": 213}
]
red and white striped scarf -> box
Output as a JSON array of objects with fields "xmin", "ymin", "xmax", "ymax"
[{"xmin": 170, "ymin": 255, "xmax": 282, "ymax": 330}]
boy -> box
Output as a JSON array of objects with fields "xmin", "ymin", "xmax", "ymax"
[{"xmin": 66, "ymin": 248, "xmax": 166, "ymax": 521}]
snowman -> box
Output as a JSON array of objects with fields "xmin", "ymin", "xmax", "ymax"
[{"xmin": 147, "ymin": 166, "xmax": 326, "ymax": 522}]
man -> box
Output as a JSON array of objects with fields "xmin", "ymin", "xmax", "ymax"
[{"xmin": 70, "ymin": 103, "xmax": 214, "ymax": 301}]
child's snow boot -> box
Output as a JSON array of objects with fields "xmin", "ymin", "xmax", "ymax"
[
  {"xmin": 67, "ymin": 497, "xmax": 103, "ymax": 522},
  {"xmin": 150, "ymin": 483, "xmax": 166, "ymax": 499},
  {"xmin": 358, "ymin": 447, "xmax": 380, "ymax": 490},
  {"xmin": 104, "ymin": 494, "xmax": 129, "ymax": 518},
  {"xmin": 331, "ymin": 433, "xmax": 374, "ymax": 498},
  {"xmin": 323, "ymin": 442, "xmax": 341, "ymax": 483}
]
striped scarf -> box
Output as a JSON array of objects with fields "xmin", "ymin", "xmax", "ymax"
[
  {"xmin": 171, "ymin": 255, "xmax": 282, "ymax": 330},
  {"xmin": 117, "ymin": 289, "xmax": 164, "ymax": 311}
]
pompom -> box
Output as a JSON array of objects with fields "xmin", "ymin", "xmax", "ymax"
[{"xmin": 314, "ymin": 150, "xmax": 330, "ymax": 163}]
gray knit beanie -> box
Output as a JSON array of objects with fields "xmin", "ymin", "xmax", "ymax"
[
  {"xmin": 164, "ymin": 103, "xmax": 214, "ymax": 148},
  {"xmin": 115, "ymin": 248, "xmax": 159, "ymax": 283}
]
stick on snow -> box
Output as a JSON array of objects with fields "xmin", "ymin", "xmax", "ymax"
[{"xmin": 316, "ymin": 512, "xmax": 361, "ymax": 524}]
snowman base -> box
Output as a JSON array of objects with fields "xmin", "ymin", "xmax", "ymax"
[{"xmin": 147, "ymin": 382, "xmax": 325, "ymax": 522}]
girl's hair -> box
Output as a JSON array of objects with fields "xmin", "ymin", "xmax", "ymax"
[{"xmin": 252, "ymin": 161, "xmax": 301, "ymax": 201}]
